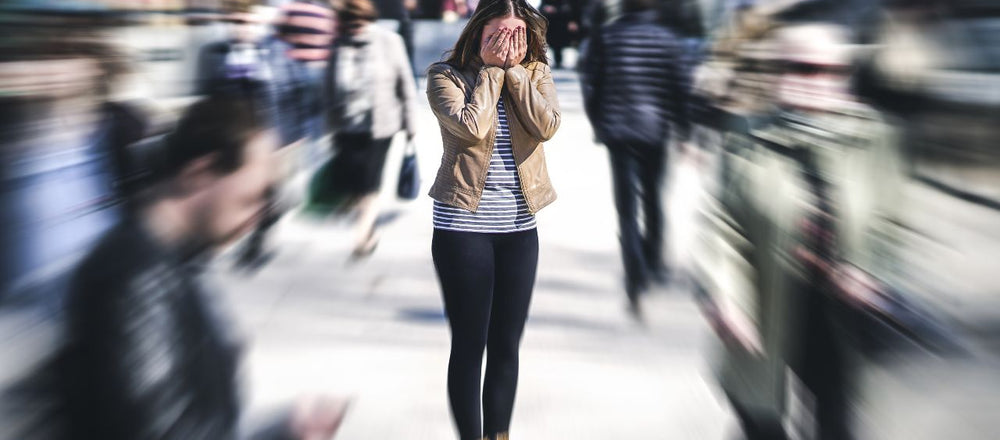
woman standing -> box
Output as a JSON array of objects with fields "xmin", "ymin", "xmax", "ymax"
[
  {"xmin": 326, "ymin": 0, "xmax": 417, "ymax": 258},
  {"xmin": 426, "ymin": 0, "xmax": 560, "ymax": 438}
]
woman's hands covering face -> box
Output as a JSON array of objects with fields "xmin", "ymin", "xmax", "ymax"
[
  {"xmin": 480, "ymin": 28, "xmax": 511, "ymax": 67},
  {"xmin": 505, "ymin": 26, "xmax": 527, "ymax": 68},
  {"xmin": 481, "ymin": 25, "xmax": 526, "ymax": 68}
]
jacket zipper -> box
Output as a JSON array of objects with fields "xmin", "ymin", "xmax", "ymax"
[{"xmin": 503, "ymin": 93, "xmax": 536, "ymax": 215}]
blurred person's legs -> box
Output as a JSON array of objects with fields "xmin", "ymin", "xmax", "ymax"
[
  {"xmin": 433, "ymin": 229, "xmax": 538, "ymax": 439},
  {"xmin": 551, "ymin": 45, "xmax": 565, "ymax": 69},
  {"xmin": 638, "ymin": 145, "xmax": 668, "ymax": 284},
  {"xmin": 334, "ymin": 133, "xmax": 392, "ymax": 257},
  {"xmin": 353, "ymin": 191, "xmax": 382, "ymax": 256},
  {"xmin": 728, "ymin": 395, "xmax": 788, "ymax": 440},
  {"xmin": 608, "ymin": 144, "xmax": 650, "ymax": 313},
  {"xmin": 237, "ymin": 184, "xmax": 281, "ymax": 269},
  {"xmin": 482, "ymin": 229, "xmax": 537, "ymax": 437},
  {"xmin": 399, "ymin": 17, "xmax": 416, "ymax": 66},
  {"xmin": 795, "ymin": 292, "xmax": 852, "ymax": 440}
]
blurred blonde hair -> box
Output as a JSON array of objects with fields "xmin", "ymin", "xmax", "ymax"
[{"xmin": 335, "ymin": 0, "xmax": 379, "ymax": 28}]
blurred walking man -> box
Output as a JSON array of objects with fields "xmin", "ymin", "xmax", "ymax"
[
  {"xmin": 580, "ymin": 0, "xmax": 691, "ymax": 318},
  {"xmin": 54, "ymin": 97, "xmax": 346, "ymax": 440}
]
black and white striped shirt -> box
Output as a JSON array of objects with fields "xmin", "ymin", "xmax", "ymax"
[{"xmin": 433, "ymin": 97, "xmax": 537, "ymax": 233}]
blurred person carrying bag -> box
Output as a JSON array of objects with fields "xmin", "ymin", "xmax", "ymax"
[
  {"xmin": 308, "ymin": 0, "xmax": 418, "ymax": 215},
  {"xmin": 311, "ymin": 0, "xmax": 418, "ymax": 258}
]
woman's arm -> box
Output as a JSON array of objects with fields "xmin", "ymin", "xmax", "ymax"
[
  {"xmin": 504, "ymin": 63, "xmax": 561, "ymax": 142},
  {"xmin": 426, "ymin": 63, "xmax": 505, "ymax": 143}
]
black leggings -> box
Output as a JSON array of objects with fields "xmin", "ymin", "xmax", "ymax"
[{"xmin": 432, "ymin": 228, "xmax": 539, "ymax": 440}]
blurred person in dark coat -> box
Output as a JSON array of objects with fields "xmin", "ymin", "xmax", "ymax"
[
  {"xmin": 579, "ymin": 0, "xmax": 691, "ymax": 318},
  {"xmin": 196, "ymin": 9, "xmax": 272, "ymax": 98},
  {"xmin": 539, "ymin": 0, "xmax": 582, "ymax": 69},
  {"xmin": 372, "ymin": 0, "xmax": 419, "ymax": 64},
  {"xmin": 325, "ymin": 0, "xmax": 417, "ymax": 259},
  {"xmin": 51, "ymin": 96, "xmax": 347, "ymax": 440}
]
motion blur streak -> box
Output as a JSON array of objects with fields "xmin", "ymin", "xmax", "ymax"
[{"xmin": 2, "ymin": 0, "xmax": 999, "ymax": 439}]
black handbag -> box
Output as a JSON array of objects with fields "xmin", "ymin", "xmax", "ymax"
[{"xmin": 396, "ymin": 140, "xmax": 420, "ymax": 200}]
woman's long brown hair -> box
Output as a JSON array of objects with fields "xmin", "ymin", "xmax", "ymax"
[{"xmin": 444, "ymin": 0, "xmax": 549, "ymax": 69}]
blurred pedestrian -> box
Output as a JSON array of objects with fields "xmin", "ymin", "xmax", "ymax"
[
  {"xmin": 325, "ymin": 0, "xmax": 418, "ymax": 258},
  {"xmin": 579, "ymin": 0, "xmax": 691, "ymax": 318},
  {"xmin": 235, "ymin": 2, "xmax": 337, "ymax": 269},
  {"xmin": 539, "ymin": 0, "xmax": 582, "ymax": 69},
  {"xmin": 52, "ymin": 96, "xmax": 348, "ymax": 440},
  {"xmin": 0, "ymin": 25, "xmax": 132, "ymax": 306},
  {"xmin": 196, "ymin": 9, "xmax": 271, "ymax": 98},
  {"xmin": 835, "ymin": 1, "xmax": 1000, "ymax": 437},
  {"xmin": 694, "ymin": 14, "xmax": 895, "ymax": 439},
  {"xmin": 371, "ymin": 0, "xmax": 419, "ymax": 65},
  {"xmin": 426, "ymin": 0, "xmax": 560, "ymax": 437}
]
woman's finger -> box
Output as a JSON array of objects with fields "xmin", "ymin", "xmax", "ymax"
[
  {"xmin": 518, "ymin": 28, "xmax": 526, "ymax": 56},
  {"xmin": 496, "ymin": 29, "xmax": 511, "ymax": 51},
  {"xmin": 520, "ymin": 28, "xmax": 526, "ymax": 55},
  {"xmin": 489, "ymin": 29, "xmax": 502, "ymax": 51}
]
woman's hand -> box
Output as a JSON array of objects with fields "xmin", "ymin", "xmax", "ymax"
[
  {"xmin": 480, "ymin": 28, "xmax": 511, "ymax": 67},
  {"xmin": 505, "ymin": 26, "xmax": 527, "ymax": 68},
  {"xmin": 289, "ymin": 395, "xmax": 351, "ymax": 440}
]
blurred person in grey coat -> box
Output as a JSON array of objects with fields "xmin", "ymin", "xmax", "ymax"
[
  {"xmin": 325, "ymin": 0, "xmax": 418, "ymax": 258},
  {"xmin": 835, "ymin": 1, "xmax": 1000, "ymax": 437},
  {"xmin": 692, "ymin": 16, "xmax": 900, "ymax": 440}
]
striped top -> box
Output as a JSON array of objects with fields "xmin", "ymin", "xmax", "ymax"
[{"xmin": 433, "ymin": 97, "xmax": 537, "ymax": 233}]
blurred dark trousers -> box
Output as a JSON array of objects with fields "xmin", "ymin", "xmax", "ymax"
[
  {"xmin": 793, "ymin": 286, "xmax": 853, "ymax": 440},
  {"xmin": 241, "ymin": 185, "xmax": 282, "ymax": 262},
  {"xmin": 431, "ymin": 228, "xmax": 538, "ymax": 439},
  {"xmin": 607, "ymin": 143, "xmax": 667, "ymax": 297}
]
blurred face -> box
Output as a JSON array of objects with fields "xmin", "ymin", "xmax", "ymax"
[
  {"xmin": 777, "ymin": 60, "xmax": 853, "ymax": 111},
  {"xmin": 480, "ymin": 15, "xmax": 526, "ymax": 48},
  {"xmin": 227, "ymin": 12, "xmax": 264, "ymax": 43},
  {"xmin": 775, "ymin": 26, "xmax": 854, "ymax": 111},
  {"xmin": 196, "ymin": 130, "xmax": 277, "ymax": 248}
]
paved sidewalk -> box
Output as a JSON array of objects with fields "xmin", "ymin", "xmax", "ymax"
[{"xmin": 214, "ymin": 70, "xmax": 737, "ymax": 439}]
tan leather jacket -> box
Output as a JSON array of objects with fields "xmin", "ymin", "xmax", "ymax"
[{"xmin": 426, "ymin": 61, "xmax": 561, "ymax": 214}]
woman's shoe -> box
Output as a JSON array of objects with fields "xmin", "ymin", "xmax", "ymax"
[{"xmin": 488, "ymin": 432, "xmax": 509, "ymax": 440}]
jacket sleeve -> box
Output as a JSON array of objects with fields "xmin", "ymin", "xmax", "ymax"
[
  {"xmin": 503, "ymin": 63, "xmax": 561, "ymax": 142},
  {"xmin": 580, "ymin": 29, "xmax": 603, "ymax": 129},
  {"xmin": 426, "ymin": 63, "xmax": 505, "ymax": 142},
  {"xmin": 669, "ymin": 37, "xmax": 694, "ymax": 142},
  {"xmin": 392, "ymin": 33, "xmax": 418, "ymax": 139}
]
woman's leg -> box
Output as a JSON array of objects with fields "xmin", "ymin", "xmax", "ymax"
[
  {"xmin": 352, "ymin": 192, "xmax": 381, "ymax": 255},
  {"xmin": 433, "ymin": 229, "xmax": 496, "ymax": 440},
  {"xmin": 483, "ymin": 229, "xmax": 539, "ymax": 436},
  {"xmin": 351, "ymin": 137, "xmax": 393, "ymax": 257}
]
